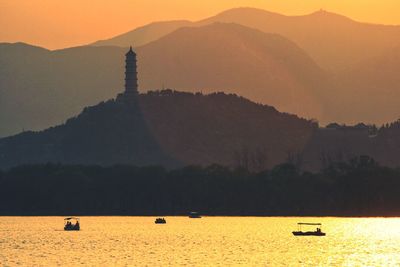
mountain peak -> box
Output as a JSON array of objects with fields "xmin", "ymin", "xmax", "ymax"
[
  {"xmin": 306, "ymin": 9, "xmax": 355, "ymax": 22},
  {"xmin": 0, "ymin": 42, "xmax": 50, "ymax": 52},
  {"xmin": 207, "ymin": 7, "xmax": 285, "ymax": 21},
  {"xmin": 216, "ymin": 7, "xmax": 284, "ymax": 16},
  {"xmin": 91, "ymin": 20, "xmax": 192, "ymax": 47}
]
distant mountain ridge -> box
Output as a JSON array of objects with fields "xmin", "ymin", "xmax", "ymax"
[
  {"xmin": 92, "ymin": 7, "xmax": 400, "ymax": 71},
  {"xmin": 91, "ymin": 20, "xmax": 192, "ymax": 47}
]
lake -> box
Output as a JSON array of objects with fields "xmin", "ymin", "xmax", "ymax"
[{"xmin": 1, "ymin": 217, "xmax": 400, "ymax": 266}]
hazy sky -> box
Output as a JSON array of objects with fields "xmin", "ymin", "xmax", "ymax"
[{"xmin": 1, "ymin": 0, "xmax": 400, "ymax": 50}]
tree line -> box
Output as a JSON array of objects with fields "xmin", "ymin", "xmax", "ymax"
[{"xmin": 0, "ymin": 155, "xmax": 399, "ymax": 216}]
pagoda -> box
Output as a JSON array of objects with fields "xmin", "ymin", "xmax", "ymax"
[{"xmin": 117, "ymin": 46, "xmax": 138, "ymax": 101}]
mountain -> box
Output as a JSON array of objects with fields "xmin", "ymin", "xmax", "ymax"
[
  {"xmin": 0, "ymin": 23, "xmax": 327, "ymax": 137},
  {"xmin": 0, "ymin": 91, "xmax": 317, "ymax": 169},
  {"xmin": 136, "ymin": 23, "xmax": 327, "ymax": 120},
  {"xmin": 91, "ymin": 20, "xmax": 192, "ymax": 47},
  {"xmin": 92, "ymin": 8, "xmax": 400, "ymax": 72},
  {"xmin": 201, "ymin": 8, "xmax": 400, "ymax": 71}
]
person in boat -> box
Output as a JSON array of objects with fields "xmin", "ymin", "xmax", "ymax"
[
  {"xmin": 316, "ymin": 228, "xmax": 321, "ymax": 233},
  {"xmin": 75, "ymin": 220, "xmax": 79, "ymax": 228},
  {"xmin": 66, "ymin": 221, "xmax": 71, "ymax": 227}
]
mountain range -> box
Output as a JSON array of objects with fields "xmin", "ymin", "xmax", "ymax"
[
  {"xmin": 93, "ymin": 7, "xmax": 400, "ymax": 72},
  {"xmin": 1, "ymin": 7, "xmax": 400, "ymax": 138}
]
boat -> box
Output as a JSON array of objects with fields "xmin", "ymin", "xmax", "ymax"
[
  {"xmin": 155, "ymin": 218, "xmax": 166, "ymax": 224},
  {"xmin": 292, "ymin": 222, "xmax": 325, "ymax": 236},
  {"xmin": 64, "ymin": 217, "xmax": 80, "ymax": 231},
  {"xmin": 189, "ymin": 212, "xmax": 201, "ymax": 218}
]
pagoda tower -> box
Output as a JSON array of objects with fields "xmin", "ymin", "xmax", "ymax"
[{"xmin": 124, "ymin": 46, "xmax": 138, "ymax": 94}]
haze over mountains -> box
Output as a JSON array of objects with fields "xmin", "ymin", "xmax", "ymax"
[
  {"xmin": 332, "ymin": 46, "xmax": 400, "ymax": 124},
  {"xmin": 94, "ymin": 7, "xmax": 400, "ymax": 71},
  {"xmin": 1, "ymin": 7, "xmax": 400, "ymax": 137}
]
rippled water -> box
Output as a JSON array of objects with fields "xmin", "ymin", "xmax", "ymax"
[{"xmin": 1, "ymin": 217, "xmax": 400, "ymax": 266}]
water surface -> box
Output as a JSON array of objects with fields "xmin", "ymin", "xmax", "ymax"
[{"xmin": 1, "ymin": 217, "xmax": 399, "ymax": 266}]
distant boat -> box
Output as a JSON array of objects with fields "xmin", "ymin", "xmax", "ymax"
[
  {"xmin": 292, "ymin": 222, "xmax": 325, "ymax": 236},
  {"xmin": 155, "ymin": 218, "xmax": 166, "ymax": 224},
  {"xmin": 64, "ymin": 217, "xmax": 80, "ymax": 231},
  {"xmin": 189, "ymin": 212, "xmax": 201, "ymax": 218}
]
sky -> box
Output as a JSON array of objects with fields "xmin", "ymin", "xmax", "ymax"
[{"xmin": 1, "ymin": 0, "xmax": 400, "ymax": 50}]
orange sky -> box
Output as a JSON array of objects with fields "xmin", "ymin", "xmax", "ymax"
[{"xmin": 1, "ymin": 0, "xmax": 400, "ymax": 50}]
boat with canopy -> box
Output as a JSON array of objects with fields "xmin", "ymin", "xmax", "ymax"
[
  {"xmin": 64, "ymin": 217, "xmax": 80, "ymax": 231},
  {"xmin": 292, "ymin": 222, "xmax": 325, "ymax": 236}
]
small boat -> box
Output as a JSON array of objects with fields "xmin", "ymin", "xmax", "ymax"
[
  {"xmin": 189, "ymin": 212, "xmax": 201, "ymax": 218},
  {"xmin": 64, "ymin": 217, "xmax": 80, "ymax": 231},
  {"xmin": 155, "ymin": 218, "xmax": 166, "ymax": 224},
  {"xmin": 292, "ymin": 222, "xmax": 325, "ymax": 236}
]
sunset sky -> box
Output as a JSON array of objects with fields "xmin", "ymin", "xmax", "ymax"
[{"xmin": 1, "ymin": 0, "xmax": 400, "ymax": 50}]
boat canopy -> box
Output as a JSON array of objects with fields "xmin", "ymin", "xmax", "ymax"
[
  {"xmin": 297, "ymin": 223, "xmax": 321, "ymax": 225},
  {"xmin": 64, "ymin": 217, "xmax": 79, "ymax": 220}
]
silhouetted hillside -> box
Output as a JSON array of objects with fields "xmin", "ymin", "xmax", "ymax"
[
  {"xmin": 0, "ymin": 90, "xmax": 317, "ymax": 169},
  {"xmin": 301, "ymin": 121, "xmax": 400, "ymax": 171}
]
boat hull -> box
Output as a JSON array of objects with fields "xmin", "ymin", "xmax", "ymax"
[
  {"xmin": 292, "ymin": 231, "xmax": 325, "ymax": 236},
  {"xmin": 155, "ymin": 218, "xmax": 166, "ymax": 224},
  {"xmin": 64, "ymin": 226, "xmax": 80, "ymax": 231}
]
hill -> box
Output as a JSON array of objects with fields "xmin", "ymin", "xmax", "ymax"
[
  {"xmin": 91, "ymin": 20, "xmax": 192, "ymax": 47},
  {"xmin": 0, "ymin": 23, "xmax": 326, "ymax": 137},
  {"xmin": 0, "ymin": 90, "xmax": 317, "ymax": 169}
]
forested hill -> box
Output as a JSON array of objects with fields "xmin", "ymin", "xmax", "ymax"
[{"xmin": 0, "ymin": 90, "xmax": 317, "ymax": 169}]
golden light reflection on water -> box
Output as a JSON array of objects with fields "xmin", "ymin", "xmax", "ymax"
[{"xmin": 1, "ymin": 217, "xmax": 400, "ymax": 266}]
